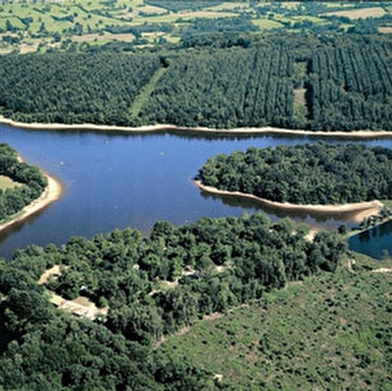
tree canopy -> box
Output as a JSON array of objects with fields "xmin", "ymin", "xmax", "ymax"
[
  {"xmin": 0, "ymin": 35, "xmax": 391, "ymax": 131},
  {"xmin": 0, "ymin": 214, "xmax": 347, "ymax": 389},
  {"xmin": 197, "ymin": 143, "xmax": 392, "ymax": 204},
  {"xmin": 0, "ymin": 143, "xmax": 47, "ymax": 223}
]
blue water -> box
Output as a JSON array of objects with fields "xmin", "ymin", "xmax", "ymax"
[
  {"xmin": 1, "ymin": 124, "xmax": 391, "ymax": 259},
  {"xmin": 349, "ymin": 219, "xmax": 392, "ymax": 260}
]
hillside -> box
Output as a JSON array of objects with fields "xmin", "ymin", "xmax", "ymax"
[{"xmin": 160, "ymin": 255, "xmax": 392, "ymax": 390}]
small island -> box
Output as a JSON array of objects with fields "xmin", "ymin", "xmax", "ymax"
[
  {"xmin": 196, "ymin": 143, "xmax": 392, "ymax": 220},
  {"xmin": 0, "ymin": 143, "xmax": 62, "ymax": 232}
]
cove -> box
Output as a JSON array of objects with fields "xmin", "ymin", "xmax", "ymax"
[{"xmin": 1, "ymin": 124, "xmax": 392, "ymax": 260}]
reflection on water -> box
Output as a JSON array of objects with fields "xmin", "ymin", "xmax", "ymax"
[
  {"xmin": 1, "ymin": 124, "xmax": 392, "ymax": 259},
  {"xmin": 199, "ymin": 190, "xmax": 358, "ymax": 229},
  {"xmin": 349, "ymin": 219, "xmax": 392, "ymax": 260}
]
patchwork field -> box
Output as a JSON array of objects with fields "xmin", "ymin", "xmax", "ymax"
[{"xmin": 0, "ymin": 1, "xmax": 391, "ymax": 54}]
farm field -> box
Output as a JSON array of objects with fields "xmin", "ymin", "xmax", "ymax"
[{"xmin": 0, "ymin": 1, "xmax": 391, "ymax": 53}]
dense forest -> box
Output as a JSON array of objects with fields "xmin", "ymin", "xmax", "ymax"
[
  {"xmin": 0, "ymin": 52, "xmax": 161, "ymax": 125},
  {"xmin": 0, "ymin": 215, "xmax": 347, "ymax": 389},
  {"xmin": 140, "ymin": 45, "xmax": 294, "ymax": 128},
  {"xmin": 0, "ymin": 143, "xmax": 47, "ymax": 222},
  {"xmin": 197, "ymin": 143, "xmax": 392, "ymax": 205},
  {"xmin": 308, "ymin": 39, "xmax": 392, "ymax": 130},
  {"xmin": 0, "ymin": 35, "xmax": 391, "ymax": 131}
]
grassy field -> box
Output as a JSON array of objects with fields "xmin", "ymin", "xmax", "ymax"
[
  {"xmin": 0, "ymin": 175, "xmax": 21, "ymax": 190},
  {"xmin": 129, "ymin": 66, "xmax": 167, "ymax": 119},
  {"xmin": 160, "ymin": 254, "xmax": 392, "ymax": 390},
  {"xmin": 0, "ymin": 2, "xmax": 391, "ymax": 54}
]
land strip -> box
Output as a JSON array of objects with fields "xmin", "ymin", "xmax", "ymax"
[
  {"xmin": 194, "ymin": 181, "xmax": 383, "ymax": 223},
  {"xmin": 3, "ymin": 116, "xmax": 392, "ymax": 139},
  {"xmin": 0, "ymin": 169, "xmax": 63, "ymax": 234}
]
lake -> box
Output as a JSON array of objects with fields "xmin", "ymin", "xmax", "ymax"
[{"xmin": 1, "ymin": 124, "xmax": 391, "ymax": 259}]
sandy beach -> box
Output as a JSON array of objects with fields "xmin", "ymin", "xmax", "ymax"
[
  {"xmin": 0, "ymin": 172, "xmax": 63, "ymax": 234},
  {"xmin": 1, "ymin": 116, "xmax": 392, "ymax": 139},
  {"xmin": 194, "ymin": 180, "xmax": 383, "ymax": 222}
]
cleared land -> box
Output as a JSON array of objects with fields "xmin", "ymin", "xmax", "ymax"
[
  {"xmin": 325, "ymin": 7, "xmax": 387, "ymax": 20},
  {"xmin": 72, "ymin": 33, "xmax": 134, "ymax": 43},
  {"xmin": 0, "ymin": 175, "xmax": 21, "ymax": 190},
  {"xmin": 379, "ymin": 26, "xmax": 392, "ymax": 33}
]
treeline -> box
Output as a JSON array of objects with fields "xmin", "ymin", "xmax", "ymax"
[
  {"xmin": 0, "ymin": 143, "xmax": 47, "ymax": 222},
  {"xmin": 197, "ymin": 143, "xmax": 392, "ymax": 205},
  {"xmin": 0, "ymin": 35, "xmax": 391, "ymax": 131},
  {"xmin": 0, "ymin": 214, "xmax": 347, "ymax": 389}
]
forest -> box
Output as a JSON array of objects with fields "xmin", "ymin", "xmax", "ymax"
[
  {"xmin": 0, "ymin": 214, "xmax": 347, "ymax": 389},
  {"xmin": 0, "ymin": 35, "xmax": 391, "ymax": 131},
  {"xmin": 0, "ymin": 143, "xmax": 47, "ymax": 222},
  {"xmin": 0, "ymin": 52, "xmax": 161, "ymax": 125},
  {"xmin": 308, "ymin": 37, "xmax": 392, "ymax": 131},
  {"xmin": 197, "ymin": 143, "xmax": 392, "ymax": 205}
]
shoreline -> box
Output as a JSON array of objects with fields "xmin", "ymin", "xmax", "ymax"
[
  {"xmin": 194, "ymin": 180, "xmax": 383, "ymax": 223},
  {"xmin": 2, "ymin": 116, "xmax": 392, "ymax": 139},
  {"xmin": 0, "ymin": 171, "xmax": 63, "ymax": 234}
]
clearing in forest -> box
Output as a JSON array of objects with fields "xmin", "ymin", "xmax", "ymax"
[{"xmin": 0, "ymin": 175, "xmax": 21, "ymax": 190}]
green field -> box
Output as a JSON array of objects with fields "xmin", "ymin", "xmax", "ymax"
[
  {"xmin": 0, "ymin": 175, "xmax": 20, "ymax": 190},
  {"xmin": 160, "ymin": 254, "xmax": 392, "ymax": 390},
  {"xmin": 0, "ymin": 1, "xmax": 391, "ymax": 53}
]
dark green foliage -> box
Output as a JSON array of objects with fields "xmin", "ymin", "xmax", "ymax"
[
  {"xmin": 0, "ymin": 35, "xmax": 391, "ymax": 131},
  {"xmin": 140, "ymin": 45, "xmax": 294, "ymax": 128},
  {"xmin": 197, "ymin": 143, "xmax": 392, "ymax": 204},
  {"xmin": 308, "ymin": 37, "xmax": 392, "ymax": 130},
  {"xmin": 2, "ymin": 215, "xmax": 346, "ymax": 345},
  {"xmin": 0, "ymin": 307, "xmax": 216, "ymax": 390},
  {"xmin": 182, "ymin": 15, "xmax": 259, "ymax": 36},
  {"xmin": 0, "ymin": 52, "xmax": 161, "ymax": 125},
  {"xmin": 0, "ymin": 214, "xmax": 346, "ymax": 389},
  {"xmin": 0, "ymin": 143, "xmax": 47, "ymax": 222}
]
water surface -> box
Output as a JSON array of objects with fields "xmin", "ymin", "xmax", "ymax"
[{"xmin": 1, "ymin": 124, "xmax": 391, "ymax": 259}]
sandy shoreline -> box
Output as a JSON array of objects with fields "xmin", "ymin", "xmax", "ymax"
[
  {"xmin": 194, "ymin": 181, "xmax": 383, "ymax": 222},
  {"xmin": 1, "ymin": 116, "xmax": 392, "ymax": 139},
  {"xmin": 0, "ymin": 171, "xmax": 63, "ymax": 234}
]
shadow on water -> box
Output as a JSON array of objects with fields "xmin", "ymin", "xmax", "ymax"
[
  {"xmin": 349, "ymin": 219, "xmax": 392, "ymax": 260},
  {"xmin": 199, "ymin": 190, "xmax": 359, "ymax": 229}
]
